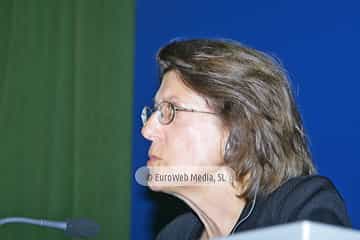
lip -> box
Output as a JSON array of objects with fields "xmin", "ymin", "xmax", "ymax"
[{"xmin": 147, "ymin": 154, "xmax": 162, "ymax": 165}]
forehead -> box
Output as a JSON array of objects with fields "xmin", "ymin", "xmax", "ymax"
[{"xmin": 154, "ymin": 71, "xmax": 205, "ymax": 106}]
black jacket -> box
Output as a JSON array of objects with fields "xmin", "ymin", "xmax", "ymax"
[{"xmin": 156, "ymin": 175, "xmax": 351, "ymax": 240}]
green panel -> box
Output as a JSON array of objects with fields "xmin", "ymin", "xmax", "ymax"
[{"xmin": 0, "ymin": 0, "xmax": 133, "ymax": 239}]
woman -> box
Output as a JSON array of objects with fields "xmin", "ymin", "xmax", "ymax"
[{"xmin": 141, "ymin": 39, "xmax": 351, "ymax": 239}]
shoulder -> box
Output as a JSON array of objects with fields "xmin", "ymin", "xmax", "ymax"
[
  {"xmin": 156, "ymin": 212, "xmax": 202, "ymax": 240},
  {"xmin": 267, "ymin": 175, "xmax": 351, "ymax": 227},
  {"xmin": 271, "ymin": 175, "xmax": 340, "ymax": 199}
]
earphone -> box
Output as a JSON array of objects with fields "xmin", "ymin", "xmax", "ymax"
[{"xmin": 230, "ymin": 182, "xmax": 259, "ymax": 234}]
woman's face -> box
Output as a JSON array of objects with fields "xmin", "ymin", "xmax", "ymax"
[{"xmin": 141, "ymin": 71, "xmax": 227, "ymax": 178}]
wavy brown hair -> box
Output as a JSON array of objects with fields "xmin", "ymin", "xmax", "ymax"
[{"xmin": 157, "ymin": 39, "xmax": 316, "ymax": 199}]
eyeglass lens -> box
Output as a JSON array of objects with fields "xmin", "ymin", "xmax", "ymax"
[{"xmin": 141, "ymin": 102, "xmax": 175, "ymax": 125}]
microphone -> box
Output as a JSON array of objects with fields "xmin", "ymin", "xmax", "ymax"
[{"xmin": 0, "ymin": 217, "xmax": 100, "ymax": 238}]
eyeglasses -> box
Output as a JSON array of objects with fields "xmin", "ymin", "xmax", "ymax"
[{"xmin": 141, "ymin": 101, "xmax": 217, "ymax": 125}]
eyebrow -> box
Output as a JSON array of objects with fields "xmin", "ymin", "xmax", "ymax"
[{"xmin": 153, "ymin": 96, "xmax": 183, "ymax": 105}]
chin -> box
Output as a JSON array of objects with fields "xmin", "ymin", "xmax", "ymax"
[{"xmin": 147, "ymin": 182, "xmax": 163, "ymax": 192}]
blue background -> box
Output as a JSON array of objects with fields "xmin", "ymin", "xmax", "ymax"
[{"xmin": 132, "ymin": 1, "xmax": 360, "ymax": 239}]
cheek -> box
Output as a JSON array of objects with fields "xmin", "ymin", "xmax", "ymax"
[{"xmin": 166, "ymin": 121, "xmax": 224, "ymax": 166}]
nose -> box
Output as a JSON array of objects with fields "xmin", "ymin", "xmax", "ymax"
[{"xmin": 141, "ymin": 111, "xmax": 161, "ymax": 142}]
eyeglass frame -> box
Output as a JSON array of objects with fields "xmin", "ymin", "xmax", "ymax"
[{"xmin": 141, "ymin": 101, "xmax": 217, "ymax": 125}]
